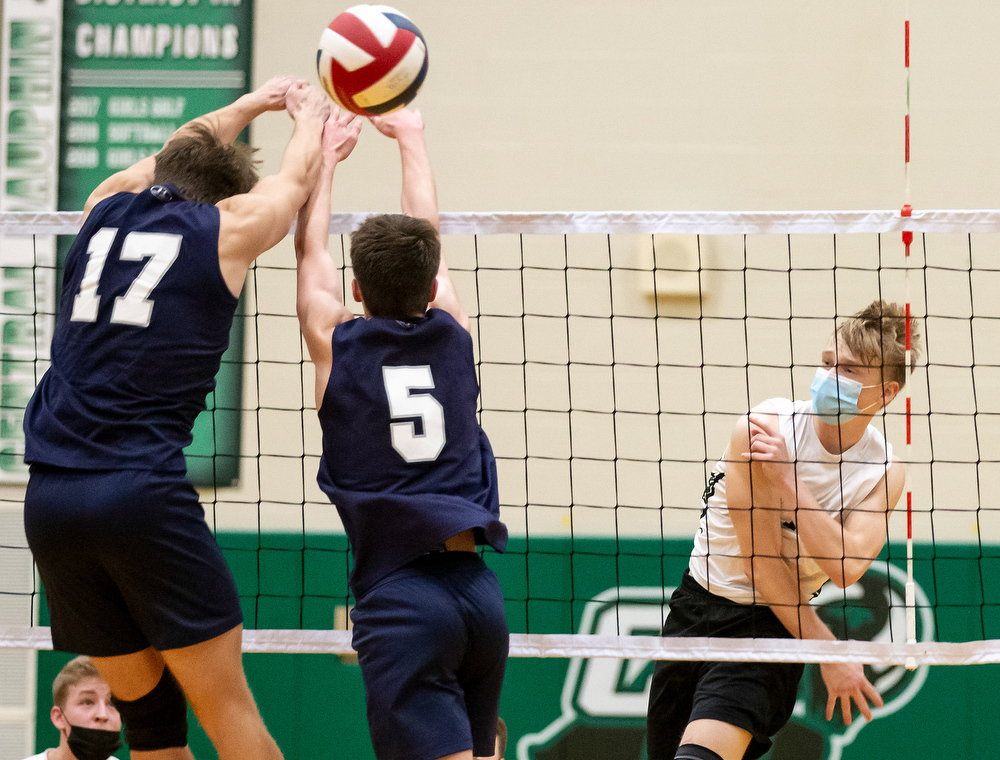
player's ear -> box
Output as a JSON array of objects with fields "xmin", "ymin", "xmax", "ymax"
[
  {"xmin": 51, "ymin": 705, "xmax": 67, "ymax": 732},
  {"xmin": 882, "ymin": 380, "xmax": 900, "ymax": 407},
  {"xmin": 351, "ymin": 279, "xmax": 363, "ymax": 304},
  {"xmin": 428, "ymin": 278, "xmax": 439, "ymax": 303}
]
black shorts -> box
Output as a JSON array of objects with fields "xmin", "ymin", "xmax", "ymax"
[
  {"xmin": 24, "ymin": 465, "xmax": 243, "ymax": 657},
  {"xmin": 350, "ymin": 551, "xmax": 508, "ymax": 760},
  {"xmin": 646, "ymin": 571, "xmax": 804, "ymax": 760}
]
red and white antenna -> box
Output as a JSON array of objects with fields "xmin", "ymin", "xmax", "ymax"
[{"xmin": 902, "ymin": 2, "xmax": 917, "ymax": 671}]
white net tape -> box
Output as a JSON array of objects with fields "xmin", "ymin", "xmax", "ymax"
[
  {"xmin": 2, "ymin": 626, "xmax": 1000, "ymax": 666},
  {"xmin": 6, "ymin": 208, "xmax": 1000, "ymax": 236}
]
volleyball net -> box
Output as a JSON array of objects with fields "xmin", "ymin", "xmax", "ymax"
[{"xmin": 2, "ymin": 209, "xmax": 1000, "ymax": 668}]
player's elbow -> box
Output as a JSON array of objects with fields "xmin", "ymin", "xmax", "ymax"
[
  {"xmin": 826, "ymin": 559, "xmax": 869, "ymax": 589},
  {"xmin": 841, "ymin": 562, "xmax": 870, "ymax": 589},
  {"xmin": 828, "ymin": 573, "xmax": 850, "ymax": 590}
]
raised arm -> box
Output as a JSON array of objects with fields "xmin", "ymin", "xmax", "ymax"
[
  {"xmin": 734, "ymin": 409, "xmax": 884, "ymax": 724},
  {"xmin": 368, "ymin": 110, "xmax": 469, "ymax": 330},
  {"xmin": 295, "ymin": 108, "xmax": 362, "ymax": 409},
  {"xmin": 82, "ymin": 76, "xmax": 299, "ymax": 221},
  {"xmin": 189, "ymin": 75, "xmax": 297, "ymax": 143},
  {"xmin": 213, "ymin": 82, "xmax": 329, "ymax": 294}
]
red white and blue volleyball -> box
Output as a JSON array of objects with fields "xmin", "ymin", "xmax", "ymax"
[{"xmin": 317, "ymin": 5, "xmax": 428, "ymax": 116}]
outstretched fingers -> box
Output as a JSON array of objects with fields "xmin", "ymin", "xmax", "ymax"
[
  {"xmin": 824, "ymin": 673, "xmax": 884, "ymax": 725},
  {"xmin": 322, "ymin": 108, "xmax": 362, "ymax": 163}
]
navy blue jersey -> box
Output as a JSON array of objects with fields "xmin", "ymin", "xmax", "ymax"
[
  {"xmin": 24, "ymin": 184, "xmax": 238, "ymax": 472},
  {"xmin": 317, "ymin": 309, "xmax": 507, "ymax": 597}
]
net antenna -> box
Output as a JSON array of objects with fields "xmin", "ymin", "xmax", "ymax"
[{"xmin": 901, "ymin": 0, "xmax": 918, "ymax": 671}]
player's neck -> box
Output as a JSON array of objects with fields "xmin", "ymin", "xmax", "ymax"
[
  {"xmin": 49, "ymin": 741, "xmax": 75, "ymax": 760},
  {"xmin": 812, "ymin": 414, "xmax": 870, "ymax": 454}
]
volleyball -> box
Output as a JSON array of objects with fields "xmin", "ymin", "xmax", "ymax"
[{"xmin": 316, "ymin": 5, "xmax": 428, "ymax": 116}]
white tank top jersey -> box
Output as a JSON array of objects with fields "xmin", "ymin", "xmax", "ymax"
[{"xmin": 688, "ymin": 398, "xmax": 893, "ymax": 605}]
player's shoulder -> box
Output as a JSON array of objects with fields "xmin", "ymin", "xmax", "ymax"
[
  {"xmin": 425, "ymin": 308, "xmax": 473, "ymax": 343},
  {"xmin": 753, "ymin": 397, "xmax": 797, "ymax": 415},
  {"xmin": 736, "ymin": 397, "xmax": 794, "ymax": 425},
  {"xmin": 19, "ymin": 751, "xmax": 51, "ymax": 760},
  {"xmin": 85, "ymin": 188, "xmax": 138, "ymax": 220}
]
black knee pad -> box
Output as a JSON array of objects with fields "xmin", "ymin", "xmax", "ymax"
[
  {"xmin": 111, "ymin": 667, "xmax": 188, "ymax": 751},
  {"xmin": 675, "ymin": 744, "xmax": 725, "ymax": 760}
]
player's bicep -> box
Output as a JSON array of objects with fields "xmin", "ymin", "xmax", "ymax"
[{"xmin": 217, "ymin": 175, "xmax": 307, "ymax": 264}]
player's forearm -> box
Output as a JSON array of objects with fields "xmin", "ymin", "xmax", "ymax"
[
  {"xmin": 397, "ymin": 130, "xmax": 439, "ymax": 230},
  {"xmin": 277, "ymin": 116, "xmax": 325, "ymax": 212},
  {"xmin": 782, "ymin": 478, "xmax": 866, "ymax": 587},
  {"xmin": 190, "ymin": 92, "xmax": 269, "ymax": 144},
  {"xmin": 748, "ymin": 555, "xmax": 834, "ymax": 640},
  {"xmin": 745, "ymin": 554, "xmax": 802, "ymax": 628},
  {"xmin": 296, "ymin": 162, "xmax": 335, "ymax": 262}
]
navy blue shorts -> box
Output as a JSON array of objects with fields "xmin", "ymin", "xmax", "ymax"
[
  {"xmin": 350, "ymin": 551, "xmax": 508, "ymax": 760},
  {"xmin": 24, "ymin": 465, "xmax": 243, "ymax": 657},
  {"xmin": 646, "ymin": 571, "xmax": 804, "ymax": 760}
]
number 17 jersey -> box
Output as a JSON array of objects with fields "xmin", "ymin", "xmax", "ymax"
[{"xmin": 23, "ymin": 185, "xmax": 239, "ymax": 473}]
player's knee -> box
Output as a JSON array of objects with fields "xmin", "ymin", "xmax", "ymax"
[
  {"xmin": 674, "ymin": 744, "xmax": 725, "ymax": 760},
  {"xmin": 111, "ymin": 667, "xmax": 188, "ymax": 751}
]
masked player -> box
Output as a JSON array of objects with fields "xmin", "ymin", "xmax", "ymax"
[{"xmin": 646, "ymin": 300, "xmax": 921, "ymax": 760}]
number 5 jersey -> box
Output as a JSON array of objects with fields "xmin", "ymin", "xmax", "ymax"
[
  {"xmin": 24, "ymin": 184, "xmax": 238, "ymax": 473},
  {"xmin": 316, "ymin": 309, "xmax": 508, "ymax": 598}
]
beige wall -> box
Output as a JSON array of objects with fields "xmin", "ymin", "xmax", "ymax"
[{"xmin": 254, "ymin": 0, "xmax": 1000, "ymax": 213}]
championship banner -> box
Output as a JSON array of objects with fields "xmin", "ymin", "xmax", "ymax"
[
  {"xmin": 0, "ymin": 0, "xmax": 62, "ymax": 482},
  {"xmin": 58, "ymin": 0, "xmax": 252, "ymax": 486}
]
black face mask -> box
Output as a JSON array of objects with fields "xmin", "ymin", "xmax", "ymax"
[{"xmin": 66, "ymin": 724, "xmax": 122, "ymax": 760}]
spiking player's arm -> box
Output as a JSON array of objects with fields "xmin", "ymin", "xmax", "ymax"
[
  {"xmin": 732, "ymin": 406, "xmax": 884, "ymax": 726},
  {"xmin": 294, "ymin": 108, "xmax": 361, "ymax": 409},
  {"xmin": 192, "ymin": 75, "xmax": 298, "ymax": 143},
  {"xmin": 214, "ymin": 82, "xmax": 331, "ymax": 295},
  {"xmin": 83, "ymin": 76, "xmax": 300, "ymax": 221},
  {"xmin": 368, "ymin": 109, "xmax": 470, "ymax": 332},
  {"xmin": 751, "ymin": 408, "xmax": 906, "ymax": 588}
]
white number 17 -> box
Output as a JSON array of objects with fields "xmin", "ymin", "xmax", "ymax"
[{"xmin": 70, "ymin": 227, "xmax": 180, "ymax": 327}]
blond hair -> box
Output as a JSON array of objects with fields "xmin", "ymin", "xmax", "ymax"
[
  {"xmin": 837, "ymin": 299, "xmax": 921, "ymax": 388},
  {"xmin": 52, "ymin": 656, "xmax": 102, "ymax": 709}
]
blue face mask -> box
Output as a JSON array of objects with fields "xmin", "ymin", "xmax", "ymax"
[{"xmin": 809, "ymin": 367, "xmax": 866, "ymax": 424}]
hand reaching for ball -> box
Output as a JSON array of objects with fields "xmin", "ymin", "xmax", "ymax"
[
  {"xmin": 286, "ymin": 82, "xmax": 331, "ymax": 123},
  {"xmin": 323, "ymin": 107, "xmax": 362, "ymax": 166},
  {"xmin": 368, "ymin": 108, "xmax": 425, "ymax": 140},
  {"xmin": 250, "ymin": 75, "xmax": 303, "ymax": 112}
]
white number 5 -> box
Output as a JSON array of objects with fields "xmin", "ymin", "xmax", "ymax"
[
  {"xmin": 70, "ymin": 227, "xmax": 180, "ymax": 327},
  {"xmin": 382, "ymin": 365, "xmax": 446, "ymax": 463}
]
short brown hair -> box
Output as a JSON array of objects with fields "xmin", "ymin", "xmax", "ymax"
[
  {"xmin": 349, "ymin": 213, "xmax": 440, "ymax": 319},
  {"xmin": 496, "ymin": 716, "xmax": 507, "ymax": 759},
  {"xmin": 837, "ymin": 299, "xmax": 922, "ymax": 389},
  {"xmin": 154, "ymin": 122, "xmax": 258, "ymax": 204},
  {"xmin": 52, "ymin": 656, "xmax": 102, "ymax": 709}
]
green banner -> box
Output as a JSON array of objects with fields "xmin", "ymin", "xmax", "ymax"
[
  {"xmin": 34, "ymin": 536, "xmax": 1000, "ymax": 759},
  {"xmin": 57, "ymin": 0, "xmax": 253, "ymax": 485}
]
